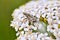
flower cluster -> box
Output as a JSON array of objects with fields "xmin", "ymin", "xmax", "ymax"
[{"xmin": 10, "ymin": 0, "xmax": 60, "ymax": 40}]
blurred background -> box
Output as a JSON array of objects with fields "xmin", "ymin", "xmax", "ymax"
[{"xmin": 0, "ymin": 0, "xmax": 30, "ymax": 40}]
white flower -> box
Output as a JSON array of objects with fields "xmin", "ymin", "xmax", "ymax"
[
  {"xmin": 19, "ymin": 27, "xmax": 23, "ymax": 30},
  {"xmin": 15, "ymin": 26, "xmax": 19, "ymax": 31},
  {"xmin": 16, "ymin": 32, "xmax": 20, "ymax": 36},
  {"xmin": 47, "ymin": 18, "xmax": 53, "ymax": 25},
  {"xmin": 53, "ymin": 24, "xmax": 58, "ymax": 29},
  {"xmin": 24, "ymin": 28, "xmax": 29, "ymax": 31},
  {"xmin": 10, "ymin": 0, "xmax": 60, "ymax": 40},
  {"xmin": 10, "ymin": 21, "xmax": 19, "ymax": 27},
  {"xmin": 35, "ymin": 13, "xmax": 40, "ymax": 18},
  {"xmin": 53, "ymin": 29, "xmax": 60, "ymax": 38},
  {"xmin": 47, "ymin": 25, "xmax": 53, "ymax": 32},
  {"xmin": 58, "ymin": 20, "xmax": 60, "ymax": 24},
  {"xmin": 34, "ymin": 27, "xmax": 37, "ymax": 30},
  {"xmin": 12, "ymin": 9, "xmax": 23, "ymax": 19},
  {"xmin": 21, "ymin": 21, "xmax": 29, "ymax": 28},
  {"xmin": 20, "ymin": 36, "xmax": 26, "ymax": 40}
]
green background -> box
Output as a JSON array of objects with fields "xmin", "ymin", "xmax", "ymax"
[{"xmin": 0, "ymin": 0, "xmax": 30, "ymax": 40}]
